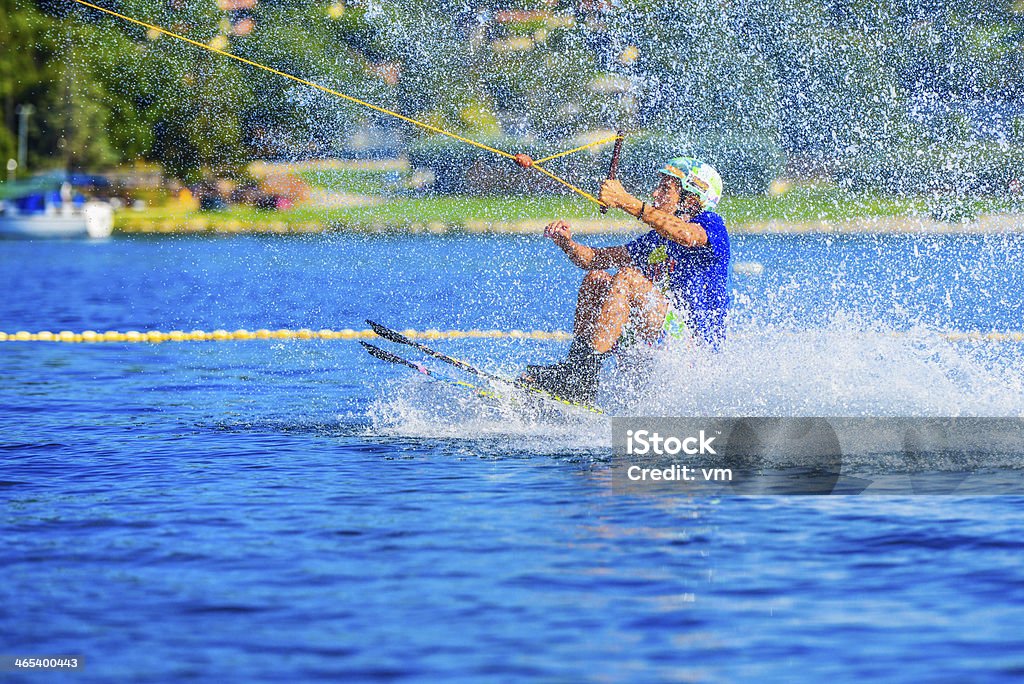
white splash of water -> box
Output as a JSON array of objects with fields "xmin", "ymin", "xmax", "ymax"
[
  {"xmin": 367, "ymin": 313, "xmax": 1023, "ymax": 447},
  {"xmin": 623, "ymin": 313, "xmax": 1024, "ymax": 418},
  {"xmin": 368, "ymin": 376, "xmax": 608, "ymax": 451}
]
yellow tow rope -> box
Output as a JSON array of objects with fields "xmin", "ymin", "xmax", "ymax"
[{"xmin": 67, "ymin": 0, "xmax": 614, "ymax": 207}]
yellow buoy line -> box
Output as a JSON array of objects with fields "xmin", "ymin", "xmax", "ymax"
[
  {"xmin": 1, "ymin": 328, "xmax": 1023, "ymax": 345},
  {"xmin": 0, "ymin": 328, "xmax": 574, "ymax": 344}
]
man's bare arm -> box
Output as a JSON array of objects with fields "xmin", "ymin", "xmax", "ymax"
[
  {"xmin": 560, "ymin": 243, "xmax": 631, "ymax": 270},
  {"xmin": 545, "ymin": 220, "xmax": 631, "ymax": 270},
  {"xmin": 600, "ymin": 179, "xmax": 708, "ymax": 247},
  {"xmin": 637, "ymin": 204, "xmax": 707, "ymax": 247}
]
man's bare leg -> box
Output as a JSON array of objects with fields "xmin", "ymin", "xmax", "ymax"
[
  {"xmin": 573, "ymin": 270, "xmax": 612, "ymax": 341},
  {"xmin": 590, "ymin": 268, "xmax": 669, "ymax": 353},
  {"xmin": 522, "ymin": 269, "xmax": 666, "ymax": 403}
]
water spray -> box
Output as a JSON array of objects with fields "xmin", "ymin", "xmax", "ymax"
[{"xmin": 65, "ymin": 0, "xmax": 620, "ymax": 209}]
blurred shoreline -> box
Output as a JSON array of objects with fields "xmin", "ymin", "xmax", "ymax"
[{"xmin": 113, "ymin": 210, "xmax": 1024, "ymax": 235}]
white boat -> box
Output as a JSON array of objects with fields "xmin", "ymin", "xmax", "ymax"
[
  {"xmin": 0, "ymin": 181, "xmax": 113, "ymax": 239},
  {"xmin": 0, "ymin": 202, "xmax": 113, "ymax": 239}
]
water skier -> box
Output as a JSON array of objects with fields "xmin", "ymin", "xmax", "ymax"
[{"xmin": 521, "ymin": 157, "xmax": 730, "ymax": 403}]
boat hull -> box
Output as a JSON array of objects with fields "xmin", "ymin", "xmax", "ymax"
[{"xmin": 0, "ymin": 203, "xmax": 113, "ymax": 239}]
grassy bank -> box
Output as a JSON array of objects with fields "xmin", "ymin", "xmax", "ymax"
[{"xmin": 113, "ymin": 187, "xmax": 1023, "ymax": 235}]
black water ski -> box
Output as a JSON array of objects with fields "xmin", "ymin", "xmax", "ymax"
[
  {"xmin": 361, "ymin": 340, "xmax": 431, "ymax": 374},
  {"xmin": 365, "ymin": 320, "xmax": 603, "ymax": 414},
  {"xmin": 360, "ymin": 341, "xmax": 498, "ymax": 400},
  {"xmin": 366, "ymin": 320, "xmax": 507, "ymax": 384}
]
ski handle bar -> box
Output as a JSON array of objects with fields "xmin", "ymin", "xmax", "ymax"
[{"xmin": 599, "ymin": 129, "xmax": 625, "ymax": 215}]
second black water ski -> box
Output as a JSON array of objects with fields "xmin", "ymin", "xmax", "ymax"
[{"xmin": 365, "ymin": 320, "xmax": 603, "ymax": 414}]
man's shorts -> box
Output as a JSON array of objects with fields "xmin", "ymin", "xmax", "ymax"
[
  {"xmin": 655, "ymin": 306, "xmax": 690, "ymax": 346},
  {"xmin": 615, "ymin": 303, "xmax": 689, "ymax": 352}
]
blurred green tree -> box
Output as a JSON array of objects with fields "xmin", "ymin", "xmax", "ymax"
[{"xmin": 1, "ymin": 0, "xmax": 1020, "ymax": 191}]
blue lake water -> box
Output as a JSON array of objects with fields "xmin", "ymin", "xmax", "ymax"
[{"xmin": 2, "ymin": 231, "xmax": 1024, "ymax": 681}]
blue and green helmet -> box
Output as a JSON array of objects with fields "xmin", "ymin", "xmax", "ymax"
[{"xmin": 658, "ymin": 157, "xmax": 723, "ymax": 211}]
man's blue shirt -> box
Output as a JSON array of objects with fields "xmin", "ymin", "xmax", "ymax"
[{"xmin": 624, "ymin": 210, "xmax": 731, "ymax": 344}]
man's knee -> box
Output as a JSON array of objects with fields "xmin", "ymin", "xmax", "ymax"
[
  {"xmin": 582, "ymin": 270, "xmax": 612, "ymax": 287},
  {"xmin": 611, "ymin": 267, "xmax": 646, "ymax": 291},
  {"xmin": 579, "ymin": 270, "xmax": 612, "ymax": 298}
]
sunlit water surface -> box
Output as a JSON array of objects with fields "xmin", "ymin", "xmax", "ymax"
[{"xmin": 2, "ymin": 232, "xmax": 1024, "ymax": 682}]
